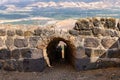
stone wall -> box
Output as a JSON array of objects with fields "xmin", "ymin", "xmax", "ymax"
[{"xmin": 0, "ymin": 17, "xmax": 120, "ymax": 72}]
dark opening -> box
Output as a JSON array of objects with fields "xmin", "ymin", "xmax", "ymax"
[{"xmin": 46, "ymin": 37, "xmax": 75, "ymax": 66}]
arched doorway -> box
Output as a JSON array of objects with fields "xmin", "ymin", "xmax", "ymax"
[{"xmin": 46, "ymin": 37, "xmax": 76, "ymax": 67}]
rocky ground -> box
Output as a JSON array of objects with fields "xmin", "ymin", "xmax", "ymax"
[{"xmin": 0, "ymin": 63, "xmax": 120, "ymax": 80}]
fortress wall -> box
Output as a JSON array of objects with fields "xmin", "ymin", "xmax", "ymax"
[{"xmin": 0, "ymin": 17, "xmax": 120, "ymax": 71}]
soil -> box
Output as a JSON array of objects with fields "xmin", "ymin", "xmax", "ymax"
[{"xmin": 0, "ymin": 63, "xmax": 120, "ymax": 80}]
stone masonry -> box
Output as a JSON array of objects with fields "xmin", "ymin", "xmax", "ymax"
[{"xmin": 0, "ymin": 17, "xmax": 120, "ymax": 72}]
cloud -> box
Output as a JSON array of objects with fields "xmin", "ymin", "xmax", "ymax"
[
  {"xmin": 1, "ymin": 0, "xmax": 120, "ymax": 11},
  {"xmin": 27, "ymin": 1, "xmax": 114, "ymax": 9},
  {"xmin": 0, "ymin": 0, "xmax": 20, "ymax": 4},
  {"xmin": 4, "ymin": 4, "xmax": 32, "ymax": 12}
]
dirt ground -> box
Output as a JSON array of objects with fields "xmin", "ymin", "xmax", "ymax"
[{"xmin": 0, "ymin": 63, "xmax": 120, "ymax": 80}]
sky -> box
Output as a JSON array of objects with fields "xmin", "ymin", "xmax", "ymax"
[{"xmin": 0, "ymin": 0, "xmax": 120, "ymax": 12}]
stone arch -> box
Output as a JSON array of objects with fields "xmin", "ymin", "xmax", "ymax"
[{"xmin": 46, "ymin": 37, "xmax": 76, "ymax": 67}]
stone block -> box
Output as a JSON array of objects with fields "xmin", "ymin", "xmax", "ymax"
[
  {"xmin": 7, "ymin": 30, "xmax": 15, "ymax": 36},
  {"xmin": 16, "ymin": 60, "xmax": 24, "ymax": 72},
  {"xmin": 0, "ymin": 29, "xmax": 6, "ymax": 36},
  {"xmin": 20, "ymin": 48, "xmax": 32, "ymax": 58},
  {"xmin": 3, "ymin": 60, "xmax": 17, "ymax": 71},
  {"xmin": 97, "ymin": 59, "xmax": 120, "ymax": 68},
  {"xmin": 74, "ymin": 58, "xmax": 97, "ymax": 71},
  {"xmin": 107, "ymin": 49, "xmax": 120, "ymax": 58},
  {"xmin": 92, "ymin": 18, "xmax": 100, "ymax": 27},
  {"xmin": 0, "ymin": 38, "xmax": 3, "ymax": 47},
  {"xmin": 93, "ymin": 49, "xmax": 106, "ymax": 58},
  {"xmin": 29, "ymin": 37, "xmax": 40, "ymax": 48},
  {"xmin": 16, "ymin": 29, "xmax": 23, "ymax": 36},
  {"xmin": 101, "ymin": 30, "xmax": 119, "ymax": 37},
  {"xmin": 31, "ymin": 49, "xmax": 43, "ymax": 59},
  {"xmin": 85, "ymin": 48, "xmax": 92, "ymax": 57},
  {"xmin": 79, "ymin": 30, "xmax": 92, "ymax": 35},
  {"xmin": 11, "ymin": 49, "xmax": 21, "ymax": 59},
  {"xmin": 104, "ymin": 18, "xmax": 116, "ymax": 29},
  {"xmin": 20, "ymin": 48, "xmax": 43, "ymax": 59},
  {"xmin": 109, "ymin": 30, "xmax": 119, "ymax": 37},
  {"xmin": 117, "ymin": 21, "xmax": 120, "ymax": 31},
  {"xmin": 5, "ymin": 37, "xmax": 14, "ymax": 48},
  {"xmin": 24, "ymin": 31, "xmax": 33, "ymax": 37},
  {"xmin": 101, "ymin": 38, "xmax": 118, "ymax": 49},
  {"xmin": 23, "ymin": 58, "xmax": 46, "ymax": 72},
  {"xmin": 0, "ymin": 49, "xmax": 11, "ymax": 59},
  {"xmin": 14, "ymin": 38, "xmax": 28, "ymax": 48},
  {"xmin": 84, "ymin": 38, "xmax": 99, "ymax": 48},
  {"xmin": 92, "ymin": 28, "xmax": 101, "ymax": 35},
  {"xmin": 75, "ymin": 47, "xmax": 86, "ymax": 58},
  {"xmin": 92, "ymin": 28, "xmax": 119, "ymax": 37},
  {"xmin": 74, "ymin": 19, "xmax": 92, "ymax": 30},
  {"xmin": 34, "ymin": 29, "xmax": 42, "ymax": 36},
  {"xmin": 69, "ymin": 30, "xmax": 79, "ymax": 36}
]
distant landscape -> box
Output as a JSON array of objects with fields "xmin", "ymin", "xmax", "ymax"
[{"xmin": 0, "ymin": 0, "xmax": 120, "ymax": 25}]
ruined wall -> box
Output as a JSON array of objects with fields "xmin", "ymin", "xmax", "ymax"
[
  {"xmin": 0, "ymin": 17, "xmax": 120, "ymax": 72},
  {"xmin": 69, "ymin": 17, "xmax": 120, "ymax": 70}
]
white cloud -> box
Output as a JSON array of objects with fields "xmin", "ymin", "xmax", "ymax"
[
  {"xmin": 4, "ymin": 4, "xmax": 32, "ymax": 12},
  {"xmin": 115, "ymin": 1, "xmax": 120, "ymax": 7},
  {"xmin": 27, "ymin": 1, "xmax": 113, "ymax": 9},
  {"xmin": 0, "ymin": 0, "xmax": 20, "ymax": 4}
]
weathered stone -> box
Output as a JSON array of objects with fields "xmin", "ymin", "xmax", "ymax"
[
  {"xmin": 20, "ymin": 48, "xmax": 32, "ymax": 58},
  {"xmin": 74, "ymin": 37, "xmax": 83, "ymax": 47},
  {"xmin": 23, "ymin": 58, "xmax": 46, "ymax": 72},
  {"xmin": 104, "ymin": 18, "xmax": 116, "ymax": 29},
  {"xmin": 7, "ymin": 30, "xmax": 15, "ymax": 36},
  {"xmin": 107, "ymin": 49, "xmax": 120, "ymax": 58},
  {"xmin": 29, "ymin": 37, "xmax": 40, "ymax": 48},
  {"xmin": 11, "ymin": 49, "xmax": 21, "ymax": 59},
  {"xmin": 16, "ymin": 29, "xmax": 23, "ymax": 36},
  {"xmin": 20, "ymin": 48, "xmax": 43, "ymax": 59},
  {"xmin": 74, "ymin": 19, "xmax": 92, "ymax": 30},
  {"xmin": 69, "ymin": 30, "xmax": 79, "ymax": 36},
  {"xmin": 0, "ymin": 38, "xmax": 3, "ymax": 47},
  {"xmin": 92, "ymin": 28, "xmax": 101, "ymax": 35},
  {"xmin": 101, "ymin": 38, "xmax": 118, "ymax": 49},
  {"xmin": 0, "ymin": 29, "xmax": 6, "ymax": 36},
  {"xmin": 79, "ymin": 30, "xmax": 92, "ymax": 35},
  {"xmin": 117, "ymin": 20, "xmax": 120, "ymax": 31},
  {"xmin": 84, "ymin": 38, "xmax": 99, "ymax": 48},
  {"xmin": 34, "ymin": 29, "xmax": 42, "ymax": 36},
  {"xmin": 0, "ymin": 49, "xmax": 11, "ymax": 59},
  {"xmin": 101, "ymin": 29, "xmax": 110, "ymax": 36},
  {"xmin": 24, "ymin": 31, "xmax": 33, "ymax": 37},
  {"xmin": 5, "ymin": 37, "xmax": 14, "ymax": 48},
  {"xmin": 3, "ymin": 60, "xmax": 17, "ymax": 71},
  {"xmin": 100, "ymin": 18, "xmax": 106, "ymax": 24},
  {"xmin": 109, "ymin": 30, "xmax": 119, "ymax": 37},
  {"xmin": 92, "ymin": 18, "xmax": 100, "ymax": 27},
  {"xmin": 42, "ymin": 29, "xmax": 54, "ymax": 36},
  {"xmin": 75, "ymin": 47, "xmax": 86, "ymax": 58},
  {"xmin": 17, "ymin": 60, "xmax": 23, "ymax": 72},
  {"xmin": 85, "ymin": 48, "xmax": 92, "ymax": 57},
  {"xmin": 101, "ymin": 30, "xmax": 119, "ymax": 37},
  {"xmin": 31, "ymin": 49, "xmax": 43, "ymax": 59},
  {"xmin": 14, "ymin": 38, "xmax": 28, "ymax": 48},
  {"xmin": 97, "ymin": 59, "xmax": 120, "ymax": 68},
  {"xmin": 74, "ymin": 58, "xmax": 96, "ymax": 71},
  {"xmin": 93, "ymin": 49, "xmax": 106, "ymax": 58}
]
